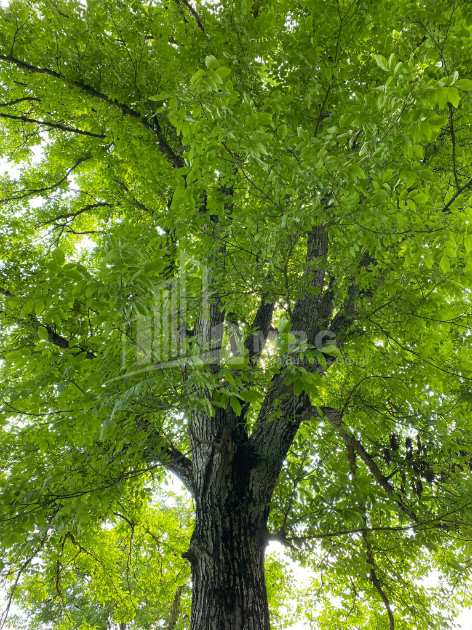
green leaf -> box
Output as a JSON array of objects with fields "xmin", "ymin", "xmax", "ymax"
[
  {"xmin": 37, "ymin": 326, "xmax": 48, "ymax": 341},
  {"xmin": 239, "ymin": 390, "xmax": 260, "ymax": 403},
  {"xmin": 321, "ymin": 344, "xmax": 341, "ymax": 356},
  {"xmin": 455, "ymin": 79, "xmax": 472, "ymax": 91},
  {"xmin": 373, "ymin": 54, "xmax": 389, "ymax": 71},
  {"xmin": 277, "ymin": 124, "xmax": 288, "ymax": 139},
  {"xmin": 205, "ymin": 55, "xmax": 219, "ymax": 69},
  {"xmin": 230, "ymin": 396, "xmax": 242, "ymax": 416},
  {"xmin": 20, "ymin": 300, "xmax": 35, "ymax": 317},
  {"xmin": 277, "ymin": 315, "xmax": 291, "ymax": 333},
  {"xmin": 114, "ymin": 399, "xmax": 129, "ymax": 411},
  {"xmin": 38, "ymin": 439, "xmax": 48, "ymax": 453},
  {"xmin": 293, "ymin": 379, "xmax": 304, "ymax": 396},
  {"xmin": 190, "ymin": 69, "xmax": 205, "ymax": 85},
  {"xmin": 447, "ymin": 87, "xmax": 460, "ymax": 108},
  {"xmin": 51, "ymin": 249, "xmax": 65, "ymax": 264},
  {"xmin": 226, "ymin": 356, "xmax": 247, "ymax": 369},
  {"xmin": 439, "ymin": 254, "xmax": 451, "ymax": 273},
  {"xmin": 100, "ymin": 416, "xmax": 116, "ymax": 441},
  {"xmin": 215, "ymin": 66, "xmax": 231, "ymax": 81},
  {"xmin": 34, "ymin": 298, "xmax": 45, "ymax": 315}
]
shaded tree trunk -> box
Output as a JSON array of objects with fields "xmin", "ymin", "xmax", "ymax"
[
  {"xmin": 185, "ymin": 410, "xmax": 272, "ymax": 630},
  {"xmin": 187, "ymin": 501, "xmax": 270, "ymax": 630}
]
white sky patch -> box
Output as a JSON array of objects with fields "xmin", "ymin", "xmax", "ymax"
[
  {"xmin": 28, "ymin": 196, "xmax": 44, "ymax": 209},
  {"xmin": 75, "ymin": 234, "xmax": 96, "ymax": 254},
  {"xmin": 0, "ymin": 157, "xmax": 19, "ymax": 178}
]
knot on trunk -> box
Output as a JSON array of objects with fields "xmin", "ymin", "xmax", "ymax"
[{"xmin": 182, "ymin": 547, "xmax": 198, "ymax": 565}]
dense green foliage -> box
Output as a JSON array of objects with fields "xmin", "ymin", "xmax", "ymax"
[
  {"xmin": 6, "ymin": 489, "xmax": 193, "ymax": 630},
  {"xmin": 1, "ymin": 0, "xmax": 472, "ymax": 628}
]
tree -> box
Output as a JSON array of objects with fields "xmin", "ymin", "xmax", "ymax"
[
  {"xmin": 1, "ymin": 0, "xmax": 472, "ymax": 627},
  {"xmin": 5, "ymin": 488, "xmax": 193, "ymax": 630}
]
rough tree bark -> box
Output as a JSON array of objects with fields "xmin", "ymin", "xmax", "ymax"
[
  {"xmin": 186, "ymin": 478, "xmax": 270, "ymax": 630},
  {"xmin": 184, "ymin": 407, "xmax": 272, "ymax": 630}
]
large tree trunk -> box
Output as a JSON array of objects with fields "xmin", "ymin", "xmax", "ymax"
[
  {"xmin": 187, "ymin": 501, "xmax": 270, "ymax": 630},
  {"xmin": 185, "ymin": 410, "xmax": 272, "ymax": 630}
]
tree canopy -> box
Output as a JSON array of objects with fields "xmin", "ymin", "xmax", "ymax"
[{"xmin": 1, "ymin": 0, "xmax": 472, "ymax": 628}]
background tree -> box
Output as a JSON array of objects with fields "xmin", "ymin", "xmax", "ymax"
[
  {"xmin": 5, "ymin": 488, "xmax": 193, "ymax": 630},
  {"xmin": 1, "ymin": 0, "xmax": 472, "ymax": 628}
]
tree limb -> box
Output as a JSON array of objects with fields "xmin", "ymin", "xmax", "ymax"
[
  {"xmin": 139, "ymin": 418, "xmax": 194, "ymax": 494},
  {"xmin": 310, "ymin": 406, "xmax": 418, "ymax": 522},
  {"xmin": 291, "ymin": 225, "xmax": 330, "ymax": 344},
  {"xmin": 0, "ymin": 54, "xmax": 184, "ymax": 169},
  {"xmin": 172, "ymin": 0, "xmax": 205, "ymax": 32},
  {"xmin": 0, "ymin": 155, "xmax": 92, "ymax": 204},
  {"xmin": 0, "ymin": 289, "xmax": 97, "ymax": 359},
  {"xmin": 40, "ymin": 201, "xmax": 112, "ymax": 226},
  {"xmin": 362, "ymin": 529, "xmax": 395, "ymax": 629},
  {"xmin": 244, "ymin": 296, "xmax": 274, "ymax": 362},
  {"xmin": 0, "ymin": 111, "xmax": 106, "ymax": 138}
]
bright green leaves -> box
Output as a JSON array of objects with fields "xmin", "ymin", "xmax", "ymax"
[
  {"xmin": 446, "ymin": 86, "xmax": 460, "ymax": 109},
  {"xmin": 277, "ymin": 315, "xmax": 291, "ymax": 333},
  {"xmin": 347, "ymin": 164, "xmax": 366, "ymax": 183},
  {"xmin": 34, "ymin": 297, "xmax": 45, "ymax": 315},
  {"xmin": 456, "ymin": 78, "xmax": 472, "ymax": 91},
  {"xmin": 230, "ymin": 395, "xmax": 242, "ymax": 416},
  {"xmin": 51, "ymin": 248, "xmax": 66, "ymax": 265},
  {"xmin": 20, "ymin": 299, "xmax": 35, "ymax": 317},
  {"xmin": 417, "ymin": 80, "xmax": 462, "ymax": 110},
  {"xmin": 277, "ymin": 123, "xmax": 289, "ymax": 139},
  {"xmin": 464, "ymin": 234, "xmax": 472, "ymax": 253},
  {"xmin": 226, "ymin": 356, "xmax": 248, "ymax": 369},
  {"xmin": 373, "ymin": 53, "xmax": 389, "ymax": 72},
  {"xmin": 284, "ymin": 367, "xmax": 322, "ymax": 398},
  {"xmin": 189, "ymin": 57, "xmax": 232, "ymax": 92},
  {"xmin": 37, "ymin": 325, "xmax": 48, "ymax": 341},
  {"xmin": 321, "ymin": 344, "xmax": 340, "ymax": 357},
  {"xmin": 8, "ymin": 490, "xmax": 193, "ymax": 630},
  {"xmin": 439, "ymin": 254, "xmax": 451, "ymax": 274},
  {"xmin": 0, "ymin": 1, "xmax": 472, "ymax": 629}
]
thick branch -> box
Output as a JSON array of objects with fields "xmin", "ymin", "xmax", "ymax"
[
  {"xmin": 140, "ymin": 420, "xmax": 194, "ymax": 494},
  {"xmin": 0, "ymin": 289, "xmax": 96, "ymax": 359},
  {"xmin": 249, "ymin": 380, "xmax": 309, "ymax": 504},
  {"xmin": 0, "ymin": 54, "xmax": 184, "ymax": 169},
  {"xmin": 363, "ymin": 529, "xmax": 395, "ymax": 629},
  {"xmin": 168, "ymin": 586, "xmax": 184, "ymax": 630},
  {"xmin": 442, "ymin": 175, "xmax": 472, "ymax": 214},
  {"xmin": 312, "ymin": 406, "xmax": 418, "ymax": 522},
  {"xmin": 291, "ymin": 225, "xmax": 331, "ymax": 344},
  {"xmin": 156, "ymin": 445, "xmax": 194, "ymax": 495},
  {"xmin": 28, "ymin": 317, "xmax": 96, "ymax": 359},
  {"xmin": 112, "ymin": 179, "xmax": 156, "ymax": 215},
  {"xmin": 328, "ymin": 281, "xmax": 359, "ymax": 343},
  {"xmin": 0, "ymin": 111, "xmax": 106, "ymax": 138},
  {"xmin": 172, "ymin": 0, "xmax": 205, "ymax": 32},
  {"xmin": 244, "ymin": 296, "xmax": 274, "ymax": 362},
  {"xmin": 40, "ymin": 201, "xmax": 112, "ymax": 226},
  {"xmin": 448, "ymin": 103, "xmax": 460, "ymax": 190},
  {"xmin": 0, "ymin": 96, "xmax": 40, "ymax": 106}
]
